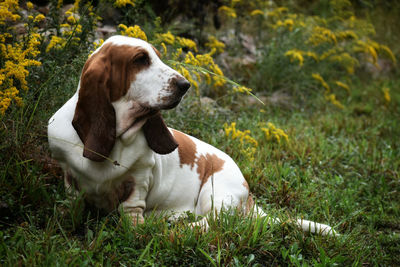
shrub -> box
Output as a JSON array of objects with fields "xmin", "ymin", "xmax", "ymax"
[{"xmin": 216, "ymin": 0, "xmax": 396, "ymax": 108}]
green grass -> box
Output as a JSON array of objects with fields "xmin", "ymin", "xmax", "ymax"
[{"xmin": 1, "ymin": 62, "xmax": 399, "ymax": 265}]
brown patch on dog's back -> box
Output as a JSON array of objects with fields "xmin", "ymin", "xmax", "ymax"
[
  {"xmin": 172, "ymin": 129, "xmax": 197, "ymax": 169},
  {"xmin": 197, "ymin": 153, "xmax": 225, "ymax": 188}
]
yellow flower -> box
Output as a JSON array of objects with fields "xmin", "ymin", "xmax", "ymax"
[
  {"xmin": 218, "ymin": 6, "xmax": 237, "ymax": 18},
  {"xmin": 312, "ymin": 73, "xmax": 330, "ymax": 91},
  {"xmin": 26, "ymin": 2, "xmax": 34, "ymax": 10},
  {"xmin": 0, "ymin": 0, "xmax": 21, "ymax": 25},
  {"xmin": 233, "ymin": 86, "xmax": 252, "ymax": 94},
  {"xmin": 57, "ymin": 0, "xmax": 63, "ymax": 9},
  {"xmin": 379, "ymin": 45, "xmax": 397, "ymax": 65},
  {"xmin": 176, "ymin": 37, "xmax": 197, "ymax": 52},
  {"xmin": 335, "ymin": 81, "xmax": 350, "ymax": 92},
  {"xmin": 205, "ymin": 36, "xmax": 225, "ymax": 54},
  {"xmin": 67, "ymin": 15, "xmax": 76, "ymax": 24},
  {"xmin": 307, "ymin": 26, "xmax": 337, "ymax": 46},
  {"xmin": 33, "ymin": 14, "xmax": 45, "ymax": 23},
  {"xmin": 156, "ymin": 31, "xmax": 175, "ymax": 45},
  {"xmin": 382, "ymin": 87, "xmax": 391, "ymax": 103},
  {"xmin": 114, "ymin": 0, "xmax": 135, "ymax": 8},
  {"xmin": 261, "ymin": 122, "xmax": 289, "ymax": 143},
  {"xmin": 161, "ymin": 42, "xmax": 167, "ymax": 56},
  {"xmin": 285, "ymin": 49, "xmax": 304, "ymax": 66},
  {"xmin": 325, "ymin": 93, "xmax": 344, "ymax": 109},
  {"xmin": 119, "ymin": 24, "xmax": 147, "ymax": 41},
  {"xmin": 250, "ymin": 9, "xmax": 264, "ymax": 16},
  {"xmin": 224, "ymin": 122, "xmax": 258, "ymax": 161},
  {"xmin": 46, "ymin": 35, "xmax": 66, "ymax": 52}
]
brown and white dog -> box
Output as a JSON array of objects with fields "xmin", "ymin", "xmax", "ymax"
[{"xmin": 48, "ymin": 35, "xmax": 336, "ymax": 235}]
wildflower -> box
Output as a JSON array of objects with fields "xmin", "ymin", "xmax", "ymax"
[
  {"xmin": 224, "ymin": 122, "xmax": 258, "ymax": 161},
  {"xmin": 267, "ymin": 7, "xmax": 288, "ymax": 18},
  {"xmin": 335, "ymin": 30, "xmax": 358, "ymax": 40},
  {"xmin": 325, "ymin": 93, "xmax": 344, "ymax": 109},
  {"xmin": 0, "ymin": 0, "xmax": 20, "ymax": 25},
  {"xmin": 312, "ymin": 73, "xmax": 330, "ymax": 91},
  {"xmin": 57, "ymin": 0, "xmax": 63, "ymax": 8},
  {"xmin": 176, "ymin": 37, "xmax": 197, "ymax": 52},
  {"xmin": 307, "ymin": 26, "xmax": 337, "ymax": 46},
  {"xmin": 285, "ymin": 49, "xmax": 304, "ymax": 66},
  {"xmin": 156, "ymin": 31, "xmax": 175, "ymax": 45},
  {"xmin": 382, "ymin": 87, "xmax": 391, "ymax": 103},
  {"xmin": 46, "ymin": 35, "xmax": 66, "ymax": 52},
  {"xmin": 33, "ymin": 14, "xmax": 45, "ymax": 23},
  {"xmin": 205, "ymin": 36, "xmax": 225, "ymax": 54},
  {"xmin": 328, "ymin": 52, "xmax": 358, "ymax": 74},
  {"xmin": 250, "ymin": 9, "xmax": 264, "ymax": 16},
  {"xmin": 119, "ymin": 24, "xmax": 147, "ymax": 41},
  {"xmin": 161, "ymin": 42, "xmax": 167, "ymax": 56},
  {"xmin": 335, "ymin": 81, "xmax": 350, "ymax": 92},
  {"xmin": 26, "ymin": 2, "xmax": 34, "ymax": 10},
  {"xmin": 218, "ymin": 6, "xmax": 237, "ymax": 18},
  {"xmin": 114, "ymin": 0, "xmax": 135, "ymax": 8},
  {"xmin": 233, "ymin": 86, "xmax": 252, "ymax": 94},
  {"xmin": 379, "ymin": 45, "xmax": 397, "ymax": 65},
  {"xmin": 67, "ymin": 15, "xmax": 76, "ymax": 24},
  {"xmin": 261, "ymin": 122, "xmax": 289, "ymax": 143}
]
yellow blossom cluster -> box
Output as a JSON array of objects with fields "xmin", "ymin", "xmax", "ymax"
[
  {"xmin": 285, "ymin": 49, "xmax": 318, "ymax": 66},
  {"xmin": 335, "ymin": 81, "xmax": 350, "ymax": 92},
  {"xmin": 382, "ymin": 87, "xmax": 391, "ymax": 104},
  {"xmin": 0, "ymin": 0, "xmax": 42, "ymax": 114},
  {"xmin": 178, "ymin": 51, "xmax": 226, "ymax": 95},
  {"xmin": 312, "ymin": 73, "xmax": 346, "ymax": 109},
  {"xmin": 250, "ymin": 9, "xmax": 264, "ymax": 17},
  {"xmin": 46, "ymin": 3, "xmax": 85, "ymax": 52},
  {"xmin": 312, "ymin": 73, "xmax": 330, "ymax": 91},
  {"xmin": 155, "ymin": 31, "xmax": 198, "ymax": 52},
  {"xmin": 218, "ymin": 6, "xmax": 237, "ymax": 18},
  {"xmin": 0, "ymin": 0, "xmax": 20, "ymax": 25},
  {"xmin": 307, "ymin": 26, "xmax": 338, "ymax": 46},
  {"xmin": 224, "ymin": 122, "xmax": 258, "ymax": 161},
  {"xmin": 119, "ymin": 24, "xmax": 147, "ymax": 41},
  {"xmin": 261, "ymin": 122, "xmax": 289, "ymax": 143},
  {"xmin": 233, "ymin": 86, "xmax": 252, "ymax": 94},
  {"xmin": 114, "ymin": 0, "xmax": 135, "ymax": 8},
  {"xmin": 325, "ymin": 93, "xmax": 344, "ymax": 109},
  {"xmin": 205, "ymin": 36, "xmax": 225, "ymax": 55}
]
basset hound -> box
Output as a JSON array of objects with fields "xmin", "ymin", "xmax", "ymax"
[{"xmin": 48, "ymin": 35, "xmax": 337, "ymax": 235}]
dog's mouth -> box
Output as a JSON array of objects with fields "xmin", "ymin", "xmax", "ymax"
[{"xmin": 117, "ymin": 104, "xmax": 159, "ymax": 137}]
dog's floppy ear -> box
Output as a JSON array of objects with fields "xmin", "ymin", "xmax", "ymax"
[
  {"xmin": 72, "ymin": 51, "xmax": 116, "ymax": 162},
  {"xmin": 142, "ymin": 113, "xmax": 178, "ymax": 154}
]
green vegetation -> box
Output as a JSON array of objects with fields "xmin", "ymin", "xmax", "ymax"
[{"xmin": 1, "ymin": 0, "xmax": 399, "ymax": 265}]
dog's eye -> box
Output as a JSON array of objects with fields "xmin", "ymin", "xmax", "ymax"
[{"xmin": 133, "ymin": 53, "xmax": 149, "ymax": 66}]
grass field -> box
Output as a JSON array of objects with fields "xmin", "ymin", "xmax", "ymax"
[
  {"xmin": 1, "ymin": 0, "xmax": 400, "ymax": 265},
  {"xmin": 0, "ymin": 53, "xmax": 399, "ymax": 265}
]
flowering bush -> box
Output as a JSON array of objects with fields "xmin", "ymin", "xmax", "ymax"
[
  {"xmin": 224, "ymin": 121, "xmax": 289, "ymax": 162},
  {"xmin": 218, "ymin": 0, "xmax": 396, "ymax": 109},
  {"xmin": 0, "ymin": 0, "xmax": 42, "ymax": 114},
  {"xmin": 0, "ymin": 0, "xmax": 100, "ymax": 115}
]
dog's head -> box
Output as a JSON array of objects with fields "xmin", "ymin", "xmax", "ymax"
[{"xmin": 72, "ymin": 35, "xmax": 190, "ymax": 161}]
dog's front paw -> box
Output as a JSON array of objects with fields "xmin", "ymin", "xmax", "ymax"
[
  {"xmin": 123, "ymin": 207, "xmax": 145, "ymax": 226},
  {"xmin": 188, "ymin": 217, "xmax": 209, "ymax": 231}
]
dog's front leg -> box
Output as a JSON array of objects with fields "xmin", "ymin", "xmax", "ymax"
[{"xmin": 118, "ymin": 179, "xmax": 149, "ymax": 226}]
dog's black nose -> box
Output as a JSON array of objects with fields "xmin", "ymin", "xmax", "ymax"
[{"xmin": 176, "ymin": 79, "xmax": 190, "ymax": 94}]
